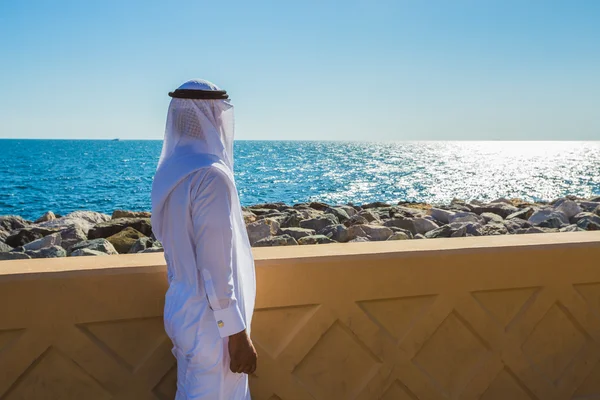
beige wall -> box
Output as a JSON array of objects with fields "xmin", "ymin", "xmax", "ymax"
[{"xmin": 0, "ymin": 232, "xmax": 599, "ymax": 400}]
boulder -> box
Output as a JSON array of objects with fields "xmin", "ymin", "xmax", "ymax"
[
  {"xmin": 414, "ymin": 234, "xmax": 427, "ymax": 239},
  {"xmin": 554, "ymin": 200, "xmax": 582, "ymax": 220},
  {"xmin": 111, "ymin": 210, "xmax": 152, "ymax": 219},
  {"xmin": 88, "ymin": 218, "xmax": 152, "ymax": 239},
  {"xmin": 387, "ymin": 232, "xmax": 410, "ymax": 241},
  {"xmin": 70, "ymin": 248, "xmax": 109, "ymax": 257},
  {"xmin": 336, "ymin": 205, "xmax": 358, "ymax": 217},
  {"xmin": 141, "ymin": 247, "xmax": 165, "ymax": 253},
  {"xmin": 254, "ymin": 235, "xmax": 298, "ymax": 247},
  {"xmin": 528, "ymin": 209, "xmax": 569, "ymax": 227},
  {"xmin": 243, "ymin": 210, "xmax": 257, "ymax": 224},
  {"xmin": 0, "ymin": 229, "xmax": 7, "ymax": 242},
  {"xmin": 506, "ymin": 207, "xmax": 535, "ymax": 221},
  {"xmin": 308, "ymin": 202, "xmax": 329, "ymax": 211},
  {"xmin": 349, "ymin": 236, "xmax": 370, "ymax": 243},
  {"xmin": 23, "ymin": 232, "xmax": 62, "ymax": 252},
  {"xmin": 358, "ymin": 210, "xmax": 380, "ymax": 223},
  {"xmin": 0, "ymin": 252, "xmax": 31, "ymax": 260},
  {"xmin": 69, "ymin": 239, "xmax": 118, "ymax": 255},
  {"xmin": 0, "ymin": 241, "xmax": 12, "ymax": 252},
  {"xmin": 362, "ymin": 201, "xmax": 391, "ymax": 209},
  {"xmin": 428, "ymin": 208, "xmax": 455, "ymax": 224},
  {"xmin": 425, "ymin": 222, "xmax": 481, "ymax": 239},
  {"xmin": 594, "ymin": 205, "xmax": 600, "ymax": 217},
  {"xmin": 106, "ymin": 227, "xmax": 146, "ymax": 254},
  {"xmin": 35, "ymin": 211, "xmax": 56, "ymax": 223},
  {"xmin": 248, "ymin": 208, "xmax": 275, "ymax": 216},
  {"xmin": 473, "ymin": 203, "xmax": 519, "ymax": 219},
  {"xmin": 578, "ymin": 201, "xmax": 600, "ymax": 212},
  {"xmin": 248, "ymin": 202, "xmax": 284, "ymax": 210},
  {"xmin": 481, "ymin": 222, "xmax": 508, "ymax": 235},
  {"xmin": 0, "ymin": 215, "xmax": 31, "ymax": 232},
  {"xmin": 560, "ymin": 225, "xmax": 585, "ymax": 232},
  {"xmin": 246, "ymin": 219, "xmax": 280, "ymax": 246},
  {"xmin": 347, "ymin": 225, "xmax": 393, "ymax": 242},
  {"xmin": 324, "ymin": 207, "xmax": 350, "ymax": 223},
  {"xmin": 574, "ymin": 213, "xmax": 600, "ymax": 231},
  {"xmin": 280, "ymin": 211, "xmax": 304, "ymax": 228},
  {"xmin": 38, "ymin": 211, "xmax": 111, "ymax": 235},
  {"xmin": 343, "ymin": 215, "xmax": 369, "ymax": 227},
  {"xmin": 279, "ymin": 227, "xmax": 316, "ymax": 241},
  {"xmin": 503, "ymin": 219, "xmax": 531, "ymax": 234},
  {"xmin": 480, "ymin": 213, "xmax": 504, "ymax": 224},
  {"xmin": 318, "ymin": 224, "xmax": 349, "ymax": 243},
  {"xmin": 383, "ymin": 218, "xmax": 439, "ymax": 235},
  {"xmin": 5, "ymin": 227, "xmax": 60, "ymax": 247},
  {"xmin": 390, "ymin": 206, "xmax": 424, "ymax": 219},
  {"xmin": 59, "ymin": 226, "xmax": 88, "ymax": 252},
  {"xmin": 299, "ymin": 214, "xmax": 338, "ymax": 232},
  {"xmin": 25, "ymin": 245, "xmax": 67, "ymax": 259},
  {"xmin": 449, "ymin": 212, "xmax": 484, "ymax": 224},
  {"xmin": 128, "ymin": 237, "xmax": 156, "ymax": 253},
  {"xmin": 516, "ymin": 227, "xmax": 554, "ymax": 234},
  {"xmin": 298, "ymin": 235, "xmax": 335, "ymax": 245}
]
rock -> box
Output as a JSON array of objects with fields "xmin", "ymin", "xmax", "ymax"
[
  {"xmin": 449, "ymin": 212, "xmax": 484, "ymax": 224},
  {"xmin": 0, "ymin": 241, "xmax": 12, "ymax": 252},
  {"xmin": 279, "ymin": 227, "xmax": 316, "ymax": 241},
  {"xmin": 318, "ymin": 224, "xmax": 349, "ymax": 243},
  {"xmin": 347, "ymin": 225, "xmax": 393, "ymax": 242},
  {"xmin": 337, "ymin": 205, "xmax": 358, "ymax": 217},
  {"xmin": 70, "ymin": 248, "xmax": 109, "ymax": 257},
  {"xmin": 5, "ymin": 227, "xmax": 60, "ymax": 247},
  {"xmin": 473, "ymin": 203, "xmax": 519, "ymax": 219},
  {"xmin": 425, "ymin": 222, "xmax": 479, "ymax": 239},
  {"xmin": 560, "ymin": 225, "xmax": 585, "ymax": 232},
  {"xmin": 0, "ymin": 215, "xmax": 31, "ymax": 232},
  {"xmin": 594, "ymin": 205, "xmax": 600, "ymax": 217},
  {"xmin": 280, "ymin": 211, "xmax": 304, "ymax": 228},
  {"xmin": 362, "ymin": 201, "xmax": 391, "ymax": 209},
  {"xmin": 324, "ymin": 207, "xmax": 350, "ymax": 223},
  {"xmin": 503, "ymin": 219, "xmax": 531, "ymax": 233},
  {"xmin": 308, "ymin": 202, "xmax": 329, "ymax": 211},
  {"xmin": 59, "ymin": 227, "xmax": 88, "ymax": 252},
  {"xmin": 481, "ymin": 213, "xmax": 504, "ymax": 224},
  {"xmin": 88, "ymin": 218, "xmax": 152, "ymax": 239},
  {"xmin": 69, "ymin": 239, "xmax": 118, "ymax": 255},
  {"xmin": 254, "ymin": 234, "xmax": 298, "ymax": 247},
  {"xmin": 554, "ymin": 200, "xmax": 582, "ymax": 220},
  {"xmin": 491, "ymin": 197, "xmax": 513, "ymax": 205},
  {"xmin": 506, "ymin": 207, "xmax": 535, "ymax": 221},
  {"xmin": 358, "ymin": 210, "xmax": 380, "ymax": 223},
  {"xmin": 343, "ymin": 215, "xmax": 369, "ymax": 227},
  {"xmin": 249, "ymin": 202, "xmax": 284, "ymax": 210},
  {"xmin": 390, "ymin": 206, "xmax": 424, "ymax": 219},
  {"xmin": 414, "ymin": 234, "xmax": 426, "ymax": 239},
  {"xmin": 481, "ymin": 222, "xmax": 508, "ymax": 235},
  {"xmin": 578, "ymin": 201, "xmax": 600, "ymax": 212},
  {"xmin": 106, "ymin": 227, "xmax": 146, "ymax": 254},
  {"xmin": 298, "ymin": 235, "xmax": 335, "ymax": 245},
  {"xmin": 574, "ymin": 213, "xmax": 600, "ymax": 231},
  {"xmin": 246, "ymin": 219, "xmax": 280, "ymax": 246},
  {"xmin": 528, "ymin": 209, "xmax": 569, "ymax": 227},
  {"xmin": 23, "ymin": 232, "xmax": 62, "ymax": 252},
  {"xmin": 111, "ymin": 210, "xmax": 152, "ymax": 219},
  {"xmin": 247, "ymin": 208, "xmax": 274, "ymax": 216},
  {"xmin": 387, "ymin": 232, "xmax": 410, "ymax": 240},
  {"xmin": 141, "ymin": 247, "xmax": 165, "ymax": 253},
  {"xmin": 383, "ymin": 218, "xmax": 439, "ymax": 235},
  {"xmin": 299, "ymin": 214, "xmax": 338, "ymax": 232},
  {"xmin": 428, "ymin": 208, "xmax": 455, "ymax": 224},
  {"xmin": 387, "ymin": 227, "xmax": 414, "ymax": 239},
  {"xmin": 25, "ymin": 245, "xmax": 67, "ymax": 259},
  {"xmin": 35, "ymin": 211, "xmax": 56, "ymax": 223},
  {"xmin": 128, "ymin": 237, "xmax": 156, "ymax": 253},
  {"xmin": 349, "ymin": 236, "xmax": 370, "ymax": 243},
  {"xmin": 516, "ymin": 227, "xmax": 557, "ymax": 234},
  {"xmin": 243, "ymin": 210, "xmax": 257, "ymax": 224},
  {"xmin": 0, "ymin": 229, "xmax": 7, "ymax": 242},
  {"xmin": 0, "ymin": 252, "xmax": 31, "ymax": 260},
  {"xmin": 38, "ymin": 211, "xmax": 111, "ymax": 235}
]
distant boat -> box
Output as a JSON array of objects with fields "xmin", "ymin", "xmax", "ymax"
[{"xmin": 112, "ymin": 138, "xmax": 120, "ymax": 141}]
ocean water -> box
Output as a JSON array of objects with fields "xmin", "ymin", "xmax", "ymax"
[{"xmin": 0, "ymin": 140, "xmax": 599, "ymax": 220}]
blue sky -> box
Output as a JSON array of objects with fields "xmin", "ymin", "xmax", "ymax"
[{"xmin": 1, "ymin": 0, "xmax": 599, "ymax": 141}]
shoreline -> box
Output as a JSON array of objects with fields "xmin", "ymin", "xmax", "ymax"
[{"xmin": 1, "ymin": 196, "xmax": 599, "ymax": 260}]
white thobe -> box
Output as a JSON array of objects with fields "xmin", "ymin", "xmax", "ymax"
[{"xmin": 152, "ymin": 155, "xmax": 255, "ymax": 400}]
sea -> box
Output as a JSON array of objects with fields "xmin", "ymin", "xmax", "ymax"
[{"xmin": 1, "ymin": 140, "xmax": 599, "ymax": 220}]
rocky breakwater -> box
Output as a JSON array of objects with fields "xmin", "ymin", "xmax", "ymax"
[
  {"xmin": 1, "ymin": 195, "xmax": 599, "ymax": 259},
  {"xmin": 243, "ymin": 196, "xmax": 600, "ymax": 247},
  {"xmin": 0, "ymin": 210, "xmax": 163, "ymax": 260}
]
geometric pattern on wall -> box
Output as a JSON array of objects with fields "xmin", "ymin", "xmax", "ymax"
[
  {"xmin": 472, "ymin": 287, "xmax": 539, "ymax": 329},
  {"xmin": 251, "ymin": 304, "xmax": 319, "ymax": 358},
  {"xmin": 3, "ymin": 346, "xmax": 112, "ymax": 400},
  {"xmin": 77, "ymin": 317, "xmax": 167, "ymax": 372},
  {"xmin": 357, "ymin": 295, "xmax": 436, "ymax": 343}
]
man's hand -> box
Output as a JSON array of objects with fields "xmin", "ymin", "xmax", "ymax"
[{"xmin": 228, "ymin": 330, "xmax": 257, "ymax": 374}]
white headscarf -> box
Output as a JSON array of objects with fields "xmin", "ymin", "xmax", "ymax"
[{"xmin": 156, "ymin": 79, "xmax": 235, "ymax": 171}]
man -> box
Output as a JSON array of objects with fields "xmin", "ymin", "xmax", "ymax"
[{"xmin": 151, "ymin": 79, "xmax": 257, "ymax": 399}]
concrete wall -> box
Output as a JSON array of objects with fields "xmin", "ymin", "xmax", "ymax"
[{"xmin": 0, "ymin": 232, "xmax": 599, "ymax": 400}]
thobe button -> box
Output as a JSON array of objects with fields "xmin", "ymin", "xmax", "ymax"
[{"xmin": 217, "ymin": 320, "xmax": 224, "ymax": 328}]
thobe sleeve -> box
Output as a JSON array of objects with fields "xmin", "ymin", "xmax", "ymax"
[{"xmin": 191, "ymin": 168, "xmax": 246, "ymax": 338}]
